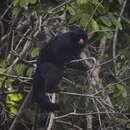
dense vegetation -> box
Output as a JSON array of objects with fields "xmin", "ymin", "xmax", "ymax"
[{"xmin": 0, "ymin": 0, "xmax": 130, "ymax": 130}]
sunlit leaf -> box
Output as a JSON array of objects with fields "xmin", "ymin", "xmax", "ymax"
[
  {"xmin": 66, "ymin": 5, "xmax": 76, "ymax": 15},
  {"xmin": 27, "ymin": 67, "xmax": 33, "ymax": 77},
  {"xmin": 0, "ymin": 68, "xmax": 6, "ymax": 73},
  {"xmin": 77, "ymin": 0, "xmax": 88, "ymax": 5},
  {"xmin": 15, "ymin": 64, "xmax": 25, "ymax": 76},
  {"xmin": 100, "ymin": 16, "xmax": 112, "ymax": 27},
  {"xmin": 31, "ymin": 48, "xmax": 39, "ymax": 58},
  {"xmin": 10, "ymin": 106, "xmax": 17, "ymax": 115},
  {"xmin": 8, "ymin": 93, "xmax": 22, "ymax": 102},
  {"xmin": 80, "ymin": 13, "xmax": 90, "ymax": 26},
  {"xmin": 91, "ymin": 19, "xmax": 99, "ymax": 30},
  {"xmin": 19, "ymin": 0, "xmax": 29, "ymax": 7}
]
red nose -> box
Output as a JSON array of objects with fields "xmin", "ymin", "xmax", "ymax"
[{"xmin": 79, "ymin": 38, "xmax": 84, "ymax": 45}]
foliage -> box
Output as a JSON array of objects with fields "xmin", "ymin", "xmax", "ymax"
[{"xmin": 0, "ymin": 0, "xmax": 130, "ymax": 129}]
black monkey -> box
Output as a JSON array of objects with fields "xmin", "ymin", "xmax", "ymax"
[{"xmin": 33, "ymin": 27, "xmax": 89, "ymax": 112}]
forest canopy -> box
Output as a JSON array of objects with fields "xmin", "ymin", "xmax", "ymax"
[{"xmin": 0, "ymin": 0, "xmax": 130, "ymax": 130}]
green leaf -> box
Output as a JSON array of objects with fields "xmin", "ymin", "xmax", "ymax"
[
  {"xmin": 117, "ymin": 84, "xmax": 127, "ymax": 98},
  {"xmin": 116, "ymin": 20, "xmax": 122, "ymax": 30},
  {"xmin": 79, "ymin": 13, "xmax": 90, "ymax": 26},
  {"xmin": 100, "ymin": 16, "xmax": 112, "ymax": 27},
  {"xmin": 118, "ymin": 0, "xmax": 123, "ymax": 5},
  {"xmin": 77, "ymin": 0, "xmax": 88, "ymax": 5},
  {"xmin": 27, "ymin": 67, "xmax": 33, "ymax": 77},
  {"xmin": 127, "ymin": 123, "xmax": 130, "ymax": 128},
  {"xmin": 10, "ymin": 107, "xmax": 17, "ymax": 115},
  {"xmin": 109, "ymin": 15, "xmax": 117, "ymax": 25},
  {"xmin": 19, "ymin": 0, "xmax": 29, "ymax": 7},
  {"xmin": 6, "ymin": 79, "xmax": 14, "ymax": 89},
  {"xmin": 91, "ymin": 0, "xmax": 105, "ymax": 14},
  {"xmin": 91, "ymin": 0, "xmax": 100, "ymax": 5},
  {"xmin": 7, "ymin": 93, "xmax": 22, "ymax": 114},
  {"xmin": 31, "ymin": 48, "xmax": 39, "ymax": 58},
  {"xmin": 30, "ymin": 0, "xmax": 37, "ymax": 4},
  {"xmin": 122, "ymin": 16, "xmax": 130, "ymax": 24},
  {"xmin": 8, "ymin": 93, "xmax": 22, "ymax": 102},
  {"xmin": 91, "ymin": 19, "xmax": 99, "ymax": 30},
  {"xmin": 117, "ymin": 84, "xmax": 123, "ymax": 91},
  {"xmin": 109, "ymin": 15, "xmax": 122, "ymax": 30},
  {"xmin": 106, "ymin": 31, "xmax": 113, "ymax": 39},
  {"xmin": 0, "ymin": 68, "xmax": 6, "ymax": 73},
  {"xmin": 122, "ymin": 90, "xmax": 127, "ymax": 98},
  {"xmin": 66, "ymin": 5, "xmax": 76, "ymax": 15},
  {"xmin": 15, "ymin": 64, "xmax": 25, "ymax": 76}
]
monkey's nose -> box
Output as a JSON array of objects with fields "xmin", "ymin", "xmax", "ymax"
[{"xmin": 79, "ymin": 38, "xmax": 84, "ymax": 45}]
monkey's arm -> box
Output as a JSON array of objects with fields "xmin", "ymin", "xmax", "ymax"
[
  {"xmin": 65, "ymin": 55, "xmax": 88, "ymax": 71},
  {"xmin": 65, "ymin": 61, "xmax": 88, "ymax": 71}
]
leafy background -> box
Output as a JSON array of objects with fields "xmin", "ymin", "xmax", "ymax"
[{"xmin": 0, "ymin": 0, "xmax": 130, "ymax": 130}]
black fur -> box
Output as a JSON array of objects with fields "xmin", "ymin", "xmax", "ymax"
[{"xmin": 33, "ymin": 27, "xmax": 88, "ymax": 112}]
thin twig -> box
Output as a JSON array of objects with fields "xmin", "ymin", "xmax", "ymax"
[
  {"xmin": 0, "ymin": 73, "xmax": 32, "ymax": 80},
  {"xmin": 60, "ymin": 91, "xmax": 95, "ymax": 98},
  {"xmin": 56, "ymin": 120, "xmax": 84, "ymax": 130},
  {"xmin": 0, "ymin": 3, "xmax": 13, "ymax": 20},
  {"xmin": 84, "ymin": 0, "xmax": 103, "ymax": 29},
  {"xmin": 112, "ymin": 0, "xmax": 127, "ymax": 72},
  {"xmin": 47, "ymin": 94, "xmax": 56, "ymax": 130},
  {"xmin": 55, "ymin": 111, "xmax": 130, "ymax": 119},
  {"xmin": 93, "ymin": 76, "xmax": 130, "ymax": 96}
]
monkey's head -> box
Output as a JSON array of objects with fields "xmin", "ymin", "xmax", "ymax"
[
  {"xmin": 53, "ymin": 26, "xmax": 89, "ymax": 58},
  {"xmin": 70, "ymin": 26, "xmax": 89, "ymax": 49}
]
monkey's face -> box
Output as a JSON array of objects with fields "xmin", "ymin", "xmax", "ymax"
[
  {"xmin": 72, "ymin": 33, "xmax": 88, "ymax": 49},
  {"xmin": 69, "ymin": 26, "xmax": 88, "ymax": 49}
]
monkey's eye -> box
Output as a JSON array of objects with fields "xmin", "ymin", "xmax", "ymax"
[{"xmin": 78, "ymin": 38, "xmax": 85, "ymax": 46}]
